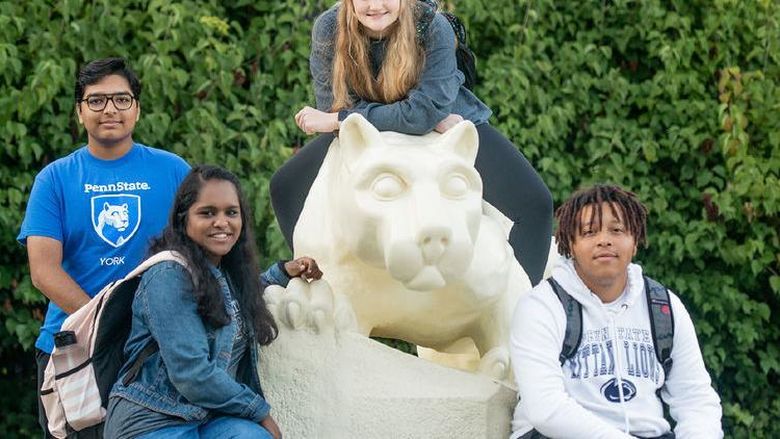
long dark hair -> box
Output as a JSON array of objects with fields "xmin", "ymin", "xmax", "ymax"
[{"xmin": 149, "ymin": 165, "xmax": 278, "ymax": 345}]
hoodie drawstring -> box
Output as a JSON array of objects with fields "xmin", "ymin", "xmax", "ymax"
[{"xmin": 610, "ymin": 305, "xmax": 632, "ymax": 434}]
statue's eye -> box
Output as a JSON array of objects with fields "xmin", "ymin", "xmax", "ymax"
[
  {"xmin": 371, "ymin": 174, "xmax": 405, "ymax": 200},
  {"xmin": 441, "ymin": 174, "xmax": 470, "ymax": 198}
]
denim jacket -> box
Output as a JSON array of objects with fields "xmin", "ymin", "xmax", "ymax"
[{"xmin": 109, "ymin": 260, "xmax": 288, "ymax": 423}]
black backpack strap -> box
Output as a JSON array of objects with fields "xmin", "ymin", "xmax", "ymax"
[
  {"xmin": 547, "ymin": 278, "xmax": 583, "ymax": 365},
  {"xmin": 415, "ymin": 0, "xmax": 438, "ymax": 42},
  {"xmin": 644, "ymin": 276, "xmax": 675, "ymax": 379},
  {"xmin": 122, "ymin": 342, "xmax": 158, "ymax": 386},
  {"xmin": 441, "ymin": 11, "xmax": 468, "ymax": 47}
]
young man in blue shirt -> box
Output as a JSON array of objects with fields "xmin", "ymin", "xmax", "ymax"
[{"xmin": 18, "ymin": 57, "xmax": 191, "ymax": 438}]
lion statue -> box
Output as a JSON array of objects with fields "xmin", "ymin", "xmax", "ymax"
[
  {"xmin": 283, "ymin": 114, "xmax": 533, "ymax": 379},
  {"xmin": 97, "ymin": 202, "xmax": 129, "ymax": 233}
]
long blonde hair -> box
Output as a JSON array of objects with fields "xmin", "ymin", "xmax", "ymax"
[{"xmin": 331, "ymin": 0, "xmax": 424, "ymax": 111}]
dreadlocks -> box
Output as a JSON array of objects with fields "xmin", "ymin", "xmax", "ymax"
[{"xmin": 555, "ymin": 184, "xmax": 648, "ymax": 258}]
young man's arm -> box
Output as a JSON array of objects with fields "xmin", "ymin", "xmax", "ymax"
[
  {"xmin": 661, "ymin": 293, "xmax": 723, "ymax": 438},
  {"xmin": 510, "ymin": 287, "xmax": 634, "ymax": 439},
  {"xmin": 27, "ymin": 236, "xmax": 90, "ymax": 314}
]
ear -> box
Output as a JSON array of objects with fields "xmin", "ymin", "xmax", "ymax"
[
  {"xmin": 135, "ymin": 102, "xmax": 141, "ymax": 122},
  {"xmin": 76, "ymin": 104, "xmax": 83, "ymax": 125},
  {"xmin": 435, "ymin": 120, "xmax": 478, "ymax": 166},
  {"xmin": 338, "ymin": 113, "xmax": 383, "ymax": 169}
]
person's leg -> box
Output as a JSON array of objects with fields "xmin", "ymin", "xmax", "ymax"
[
  {"xmin": 69, "ymin": 423, "xmax": 104, "ymax": 438},
  {"xmin": 199, "ymin": 416, "xmax": 273, "ymax": 439},
  {"xmin": 36, "ymin": 348, "xmax": 54, "ymax": 439},
  {"xmin": 474, "ymin": 123, "xmax": 553, "ymax": 285},
  {"xmin": 270, "ymin": 133, "xmax": 335, "ymax": 252},
  {"xmin": 135, "ymin": 424, "xmax": 198, "ymax": 439}
]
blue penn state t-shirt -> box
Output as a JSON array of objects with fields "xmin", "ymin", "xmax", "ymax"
[{"xmin": 18, "ymin": 143, "xmax": 190, "ymax": 353}]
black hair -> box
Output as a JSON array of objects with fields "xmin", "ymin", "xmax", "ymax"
[
  {"xmin": 555, "ymin": 184, "xmax": 648, "ymax": 258},
  {"xmin": 149, "ymin": 165, "xmax": 278, "ymax": 345},
  {"xmin": 74, "ymin": 57, "xmax": 142, "ymax": 103}
]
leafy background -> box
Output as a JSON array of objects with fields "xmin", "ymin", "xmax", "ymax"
[{"xmin": 1, "ymin": 0, "xmax": 777, "ymax": 437}]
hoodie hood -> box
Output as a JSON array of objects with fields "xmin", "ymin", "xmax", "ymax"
[{"xmin": 552, "ymin": 257, "xmax": 645, "ymax": 313}]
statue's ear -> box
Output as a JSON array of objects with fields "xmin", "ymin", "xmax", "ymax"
[
  {"xmin": 338, "ymin": 113, "xmax": 383, "ymax": 168},
  {"xmin": 435, "ymin": 120, "xmax": 479, "ymax": 166}
]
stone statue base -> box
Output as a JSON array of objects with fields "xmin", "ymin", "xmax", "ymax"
[{"xmin": 259, "ymin": 325, "xmax": 516, "ymax": 438}]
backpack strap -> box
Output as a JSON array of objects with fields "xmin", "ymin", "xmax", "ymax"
[
  {"xmin": 644, "ymin": 276, "xmax": 675, "ymax": 379},
  {"xmin": 415, "ymin": 0, "xmax": 467, "ymax": 46},
  {"xmin": 122, "ymin": 342, "xmax": 158, "ymax": 386},
  {"xmin": 547, "ymin": 278, "xmax": 583, "ymax": 365},
  {"xmin": 121, "ymin": 250, "xmax": 190, "ymax": 281},
  {"xmin": 415, "ymin": 0, "xmax": 438, "ymax": 42}
]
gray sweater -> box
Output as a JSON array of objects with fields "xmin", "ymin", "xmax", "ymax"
[{"xmin": 310, "ymin": 6, "xmax": 492, "ymax": 135}]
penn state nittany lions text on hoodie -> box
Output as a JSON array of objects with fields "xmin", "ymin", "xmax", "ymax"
[{"xmin": 510, "ymin": 259, "xmax": 722, "ymax": 439}]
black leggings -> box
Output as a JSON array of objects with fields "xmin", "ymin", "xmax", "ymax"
[{"xmin": 270, "ymin": 124, "xmax": 553, "ymax": 285}]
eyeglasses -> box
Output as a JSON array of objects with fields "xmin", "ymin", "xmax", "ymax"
[{"xmin": 80, "ymin": 93, "xmax": 136, "ymax": 112}]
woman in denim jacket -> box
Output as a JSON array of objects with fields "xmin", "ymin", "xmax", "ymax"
[{"xmin": 104, "ymin": 165, "xmax": 320, "ymax": 438}]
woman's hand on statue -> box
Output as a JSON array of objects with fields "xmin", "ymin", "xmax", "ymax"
[
  {"xmin": 261, "ymin": 414, "xmax": 283, "ymax": 439},
  {"xmin": 295, "ymin": 106, "xmax": 339, "ymax": 134},
  {"xmin": 434, "ymin": 113, "xmax": 464, "ymax": 133},
  {"xmin": 284, "ymin": 256, "xmax": 323, "ymax": 281}
]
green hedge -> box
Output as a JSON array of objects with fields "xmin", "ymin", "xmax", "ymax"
[{"xmin": 1, "ymin": 0, "xmax": 777, "ymax": 436}]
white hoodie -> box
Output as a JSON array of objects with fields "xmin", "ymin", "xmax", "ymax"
[{"xmin": 509, "ymin": 258, "xmax": 722, "ymax": 439}]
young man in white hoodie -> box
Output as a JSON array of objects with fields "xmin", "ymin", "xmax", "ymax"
[{"xmin": 509, "ymin": 184, "xmax": 722, "ymax": 439}]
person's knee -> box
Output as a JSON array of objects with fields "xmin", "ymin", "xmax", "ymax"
[
  {"xmin": 269, "ymin": 134, "xmax": 330, "ymax": 209},
  {"xmin": 535, "ymin": 183, "xmax": 553, "ymax": 217},
  {"xmin": 208, "ymin": 417, "xmax": 270, "ymax": 439},
  {"xmin": 231, "ymin": 420, "xmax": 271, "ymax": 439},
  {"xmin": 516, "ymin": 174, "xmax": 553, "ymax": 222},
  {"xmin": 498, "ymin": 183, "xmax": 553, "ymax": 226}
]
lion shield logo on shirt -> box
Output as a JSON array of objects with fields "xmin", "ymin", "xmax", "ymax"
[
  {"xmin": 91, "ymin": 194, "xmax": 141, "ymax": 248},
  {"xmin": 601, "ymin": 377, "xmax": 638, "ymax": 403}
]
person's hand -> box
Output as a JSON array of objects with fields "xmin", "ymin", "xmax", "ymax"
[
  {"xmin": 434, "ymin": 113, "xmax": 464, "ymax": 133},
  {"xmin": 260, "ymin": 414, "xmax": 283, "ymax": 439},
  {"xmin": 295, "ymin": 106, "xmax": 339, "ymax": 135},
  {"xmin": 284, "ymin": 256, "xmax": 323, "ymax": 281}
]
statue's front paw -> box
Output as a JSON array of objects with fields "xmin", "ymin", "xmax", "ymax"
[
  {"xmin": 265, "ymin": 278, "xmax": 357, "ymax": 333},
  {"xmin": 477, "ymin": 346, "xmax": 511, "ymax": 381}
]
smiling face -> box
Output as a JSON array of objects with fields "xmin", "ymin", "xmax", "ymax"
[
  {"xmin": 76, "ymin": 74, "xmax": 140, "ymax": 158},
  {"xmin": 186, "ymin": 179, "xmax": 243, "ymax": 266},
  {"xmin": 352, "ymin": 0, "xmax": 401, "ymax": 38},
  {"xmin": 570, "ymin": 202, "xmax": 637, "ymax": 302}
]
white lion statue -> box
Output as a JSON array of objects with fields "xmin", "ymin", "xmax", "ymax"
[{"xmin": 283, "ymin": 114, "xmax": 533, "ymax": 380}]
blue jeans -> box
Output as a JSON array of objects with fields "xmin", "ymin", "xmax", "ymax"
[{"xmin": 136, "ymin": 417, "xmax": 273, "ymax": 439}]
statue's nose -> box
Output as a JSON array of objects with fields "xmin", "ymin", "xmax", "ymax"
[{"xmin": 418, "ymin": 226, "xmax": 451, "ymax": 263}]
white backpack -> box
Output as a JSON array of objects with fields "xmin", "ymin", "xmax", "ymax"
[{"xmin": 40, "ymin": 251, "xmax": 188, "ymax": 437}]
